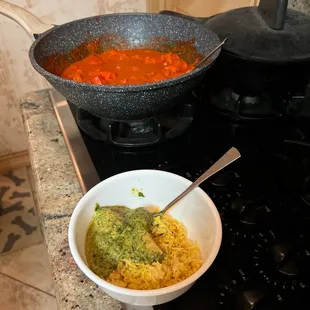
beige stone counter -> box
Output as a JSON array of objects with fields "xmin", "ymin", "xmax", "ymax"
[{"xmin": 21, "ymin": 89, "xmax": 121, "ymax": 310}]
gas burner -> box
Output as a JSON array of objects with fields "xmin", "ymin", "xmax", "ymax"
[
  {"xmin": 73, "ymin": 102, "xmax": 194, "ymax": 147},
  {"xmin": 231, "ymin": 91, "xmax": 260, "ymax": 105},
  {"xmin": 203, "ymin": 87, "xmax": 305, "ymax": 122}
]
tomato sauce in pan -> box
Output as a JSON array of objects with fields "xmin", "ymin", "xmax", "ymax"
[{"xmin": 60, "ymin": 49, "xmax": 195, "ymax": 85}]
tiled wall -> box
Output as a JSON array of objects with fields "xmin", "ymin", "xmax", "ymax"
[{"xmin": 289, "ymin": 0, "xmax": 310, "ymax": 14}]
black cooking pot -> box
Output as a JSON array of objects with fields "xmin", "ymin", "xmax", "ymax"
[
  {"xmin": 0, "ymin": 1, "xmax": 221, "ymax": 121},
  {"xmin": 160, "ymin": 2, "xmax": 310, "ymax": 94}
]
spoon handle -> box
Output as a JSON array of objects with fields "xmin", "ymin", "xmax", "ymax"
[
  {"xmin": 162, "ymin": 147, "xmax": 241, "ymax": 214},
  {"xmin": 194, "ymin": 37, "xmax": 228, "ymax": 69}
]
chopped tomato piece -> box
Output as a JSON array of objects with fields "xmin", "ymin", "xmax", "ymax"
[
  {"xmin": 100, "ymin": 71, "xmax": 116, "ymax": 81},
  {"xmin": 90, "ymin": 76, "xmax": 103, "ymax": 85},
  {"xmin": 165, "ymin": 66, "xmax": 179, "ymax": 74},
  {"xmin": 72, "ymin": 74, "xmax": 83, "ymax": 82},
  {"xmin": 119, "ymin": 78, "xmax": 128, "ymax": 84},
  {"xmin": 85, "ymin": 55, "xmax": 103, "ymax": 65}
]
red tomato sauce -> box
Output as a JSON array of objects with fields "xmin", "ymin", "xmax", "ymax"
[{"xmin": 60, "ymin": 49, "xmax": 194, "ymax": 85}]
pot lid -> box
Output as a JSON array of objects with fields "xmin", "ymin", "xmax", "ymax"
[{"xmin": 205, "ymin": 7, "xmax": 310, "ymax": 63}]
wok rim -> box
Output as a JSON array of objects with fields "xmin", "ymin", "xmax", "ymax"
[{"xmin": 29, "ymin": 12, "xmax": 221, "ymax": 93}]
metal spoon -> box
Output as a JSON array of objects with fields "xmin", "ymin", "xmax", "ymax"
[
  {"xmin": 194, "ymin": 37, "xmax": 228, "ymax": 70},
  {"xmin": 159, "ymin": 147, "xmax": 241, "ymax": 215}
]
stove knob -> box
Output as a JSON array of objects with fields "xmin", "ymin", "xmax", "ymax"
[
  {"xmin": 210, "ymin": 171, "xmax": 236, "ymax": 187},
  {"xmin": 268, "ymin": 242, "xmax": 301, "ymax": 276},
  {"xmin": 241, "ymin": 204, "xmax": 272, "ymax": 225},
  {"xmin": 231, "ymin": 197, "xmax": 248, "ymax": 214},
  {"xmin": 278, "ymin": 256, "xmax": 300, "ymax": 277},
  {"xmin": 236, "ymin": 287, "xmax": 270, "ymax": 310},
  {"xmin": 270, "ymin": 242, "xmax": 292, "ymax": 264},
  {"xmin": 231, "ymin": 198, "xmax": 273, "ymax": 226}
]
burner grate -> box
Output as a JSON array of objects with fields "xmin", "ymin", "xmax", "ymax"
[
  {"xmin": 204, "ymin": 87, "xmax": 306, "ymax": 122},
  {"xmin": 72, "ymin": 100, "xmax": 194, "ymax": 147}
]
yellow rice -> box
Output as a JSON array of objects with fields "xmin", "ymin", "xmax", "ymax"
[{"xmin": 107, "ymin": 214, "xmax": 203, "ymax": 290}]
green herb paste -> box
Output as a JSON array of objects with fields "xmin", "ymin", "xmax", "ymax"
[
  {"xmin": 85, "ymin": 204, "xmax": 164, "ymax": 279},
  {"xmin": 131, "ymin": 187, "xmax": 145, "ymax": 197}
]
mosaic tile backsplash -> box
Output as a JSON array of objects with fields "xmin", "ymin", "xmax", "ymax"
[{"xmin": 289, "ymin": 0, "xmax": 310, "ymax": 14}]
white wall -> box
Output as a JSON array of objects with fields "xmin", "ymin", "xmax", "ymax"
[
  {"xmin": 0, "ymin": 0, "xmax": 146, "ymax": 157},
  {"xmin": 162, "ymin": 0, "xmax": 258, "ymax": 17}
]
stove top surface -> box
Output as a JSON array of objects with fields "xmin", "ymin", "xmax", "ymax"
[{"xmin": 65, "ymin": 87, "xmax": 310, "ymax": 309}]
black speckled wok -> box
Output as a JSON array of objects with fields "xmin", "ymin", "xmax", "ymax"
[{"xmin": 0, "ymin": 1, "xmax": 221, "ymax": 121}]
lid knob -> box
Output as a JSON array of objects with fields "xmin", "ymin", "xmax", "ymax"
[{"xmin": 258, "ymin": 0, "xmax": 288, "ymax": 30}]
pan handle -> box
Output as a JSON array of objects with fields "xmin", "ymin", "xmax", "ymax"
[{"xmin": 0, "ymin": 1, "xmax": 54, "ymax": 39}]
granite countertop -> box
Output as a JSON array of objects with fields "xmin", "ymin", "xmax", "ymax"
[{"xmin": 21, "ymin": 89, "xmax": 121, "ymax": 310}]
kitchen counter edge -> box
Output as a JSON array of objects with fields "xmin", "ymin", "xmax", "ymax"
[{"xmin": 20, "ymin": 89, "xmax": 121, "ymax": 310}]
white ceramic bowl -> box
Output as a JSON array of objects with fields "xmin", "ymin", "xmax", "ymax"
[{"xmin": 68, "ymin": 169, "xmax": 222, "ymax": 306}]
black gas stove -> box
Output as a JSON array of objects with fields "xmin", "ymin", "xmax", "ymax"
[{"xmin": 52, "ymin": 76, "xmax": 310, "ymax": 309}]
